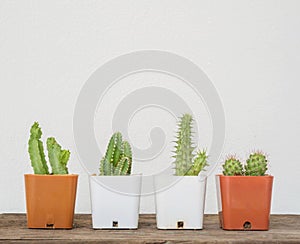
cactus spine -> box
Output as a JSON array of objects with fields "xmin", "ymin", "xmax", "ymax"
[
  {"xmin": 245, "ymin": 152, "xmax": 268, "ymax": 176},
  {"xmin": 173, "ymin": 114, "xmax": 208, "ymax": 176},
  {"xmin": 222, "ymin": 156, "xmax": 244, "ymax": 176},
  {"xmin": 99, "ymin": 132, "xmax": 132, "ymax": 175},
  {"xmin": 28, "ymin": 122, "xmax": 49, "ymax": 174},
  {"xmin": 28, "ymin": 122, "xmax": 70, "ymax": 175}
]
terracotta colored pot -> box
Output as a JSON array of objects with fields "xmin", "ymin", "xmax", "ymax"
[
  {"xmin": 216, "ymin": 175, "xmax": 273, "ymax": 230},
  {"xmin": 24, "ymin": 174, "xmax": 78, "ymax": 229}
]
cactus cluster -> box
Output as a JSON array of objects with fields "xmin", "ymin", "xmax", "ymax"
[
  {"xmin": 222, "ymin": 152, "xmax": 268, "ymax": 176},
  {"xmin": 28, "ymin": 122, "xmax": 70, "ymax": 174},
  {"xmin": 99, "ymin": 132, "xmax": 132, "ymax": 175},
  {"xmin": 173, "ymin": 114, "xmax": 209, "ymax": 176}
]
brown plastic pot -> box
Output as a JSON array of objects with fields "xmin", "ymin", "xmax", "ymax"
[
  {"xmin": 24, "ymin": 174, "xmax": 78, "ymax": 229},
  {"xmin": 216, "ymin": 175, "xmax": 273, "ymax": 230}
]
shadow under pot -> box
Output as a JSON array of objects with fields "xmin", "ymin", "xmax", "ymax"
[
  {"xmin": 24, "ymin": 174, "xmax": 78, "ymax": 229},
  {"xmin": 216, "ymin": 175, "xmax": 274, "ymax": 230}
]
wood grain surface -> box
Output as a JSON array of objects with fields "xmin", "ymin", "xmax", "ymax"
[{"xmin": 0, "ymin": 214, "xmax": 299, "ymax": 243}]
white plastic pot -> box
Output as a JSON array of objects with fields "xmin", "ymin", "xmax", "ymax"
[
  {"xmin": 154, "ymin": 175, "xmax": 207, "ymax": 229},
  {"xmin": 89, "ymin": 175, "xmax": 142, "ymax": 229}
]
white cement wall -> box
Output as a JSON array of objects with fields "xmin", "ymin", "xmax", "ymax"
[{"xmin": 0, "ymin": 0, "xmax": 299, "ymax": 214}]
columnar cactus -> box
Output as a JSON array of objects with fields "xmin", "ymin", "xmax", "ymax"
[
  {"xmin": 173, "ymin": 114, "xmax": 209, "ymax": 176},
  {"xmin": 245, "ymin": 152, "xmax": 268, "ymax": 176},
  {"xmin": 28, "ymin": 122, "xmax": 70, "ymax": 175},
  {"xmin": 28, "ymin": 122, "xmax": 49, "ymax": 174},
  {"xmin": 99, "ymin": 132, "xmax": 132, "ymax": 175},
  {"xmin": 47, "ymin": 137, "xmax": 70, "ymax": 174},
  {"xmin": 121, "ymin": 141, "xmax": 133, "ymax": 174},
  {"xmin": 173, "ymin": 114, "xmax": 194, "ymax": 175},
  {"xmin": 222, "ymin": 156, "xmax": 244, "ymax": 176}
]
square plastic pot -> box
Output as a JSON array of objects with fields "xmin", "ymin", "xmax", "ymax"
[
  {"xmin": 216, "ymin": 175, "xmax": 274, "ymax": 230},
  {"xmin": 24, "ymin": 174, "xmax": 78, "ymax": 229},
  {"xmin": 154, "ymin": 175, "xmax": 207, "ymax": 229},
  {"xmin": 89, "ymin": 175, "xmax": 142, "ymax": 229}
]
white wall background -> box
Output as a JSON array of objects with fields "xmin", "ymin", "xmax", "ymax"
[{"xmin": 0, "ymin": 0, "xmax": 300, "ymax": 214}]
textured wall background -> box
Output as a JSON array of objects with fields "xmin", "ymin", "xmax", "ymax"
[{"xmin": 0, "ymin": 0, "xmax": 299, "ymax": 214}]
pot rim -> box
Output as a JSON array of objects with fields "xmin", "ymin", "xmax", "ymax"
[
  {"xmin": 90, "ymin": 173, "xmax": 142, "ymax": 177},
  {"xmin": 89, "ymin": 174, "xmax": 142, "ymax": 197},
  {"xmin": 24, "ymin": 174, "xmax": 78, "ymax": 177},
  {"xmin": 216, "ymin": 174, "xmax": 273, "ymax": 178}
]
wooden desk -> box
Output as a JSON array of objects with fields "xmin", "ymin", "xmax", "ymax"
[{"xmin": 0, "ymin": 214, "xmax": 299, "ymax": 243}]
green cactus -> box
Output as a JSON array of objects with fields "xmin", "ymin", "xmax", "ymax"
[
  {"xmin": 28, "ymin": 122, "xmax": 49, "ymax": 174},
  {"xmin": 186, "ymin": 150, "xmax": 209, "ymax": 176},
  {"xmin": 99, "ymin": 132, "xmax": 133, "ymax": 175},
  {"xmin": 245, "ymin": 152, "xmax": 268, "ymax": 176},
  {"xmin": 47, "ymin": 137, "xmax": 70, "ymax": 174},
  {"xmin": 115, "ymin": 157, "xmax": 130, "ymax": 175},
  {"xmin": 173, "ymin": 114, "xmax": 209, "ymax": 176},
  {"xmin": 223, "ymin": 156, "xmax": 244, "ymax": 176},
  {"xmin": 173, "ymin": 114, "xmax": 194, "ymax": 175},
  {"xmin": 122, "ymin": 141, "xmax": 132, "ymax": 174},
  {"xmin": 28, "ymin": 122, "xmax": 70, "ymax": 175}
]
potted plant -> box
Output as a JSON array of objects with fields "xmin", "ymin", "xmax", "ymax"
[
  {"xmin": 154, "ymin": 114, "xmax": 209, "ymax": 229},
  {"xmin": 24, "ymin": 122, "xmax": 78, "ymax": 229},
  {"xmin": 89, "ymin": 132, "xmax": 142, "ymax": 229},
  {"xmin": 216, "ymin": 152, "xmax": 274, "ymax": 230}
]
